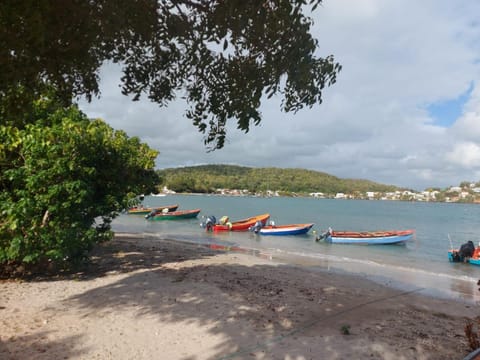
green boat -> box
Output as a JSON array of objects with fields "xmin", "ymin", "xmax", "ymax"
[{"xmin": 148, "ymin": 208, "xmax": 201, "ymax": 220}]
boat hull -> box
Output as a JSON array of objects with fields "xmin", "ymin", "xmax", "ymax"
[
  {"xmin": 149, "ymin": 209, "xmax": 201, "ymax": 220},
  {"xmin": 210, "ymin": 213, "xmax": 270, "ymax": 232},
  {"xmin": 448, "ymin": 249, "xmax": 480, "ymax": 266},
  {"xmin": 127, "ymin": 204, "xmax": 179, "ymax": 215},
  {"xmin": 325, "ymin": 230, "xmax": 415, "ymax": 245},
  {"xmin": 258, "ymin": 223, "xmax": 314, "ymax": 236}
]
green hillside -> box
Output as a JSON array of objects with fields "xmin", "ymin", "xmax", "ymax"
[{"xmin": 156, "ymin": 165, "xmax": 402, "ymax": 195}]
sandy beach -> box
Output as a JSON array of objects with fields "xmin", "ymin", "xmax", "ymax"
[{"xmin": 1, "ymin": 234, "xmax": 479, "ymax": 359}]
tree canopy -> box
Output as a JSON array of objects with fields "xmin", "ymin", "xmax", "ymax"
[
  {"xmin": 0, "ymin": 96, "xmax": 159, "ymax": 274},
  {"xmin": 0, "ymin": 0, "xmax": 341, "ymax": 149},
  {"xmin": 158, "ymin": 165, "xmax": 400, "ymax": 195}
]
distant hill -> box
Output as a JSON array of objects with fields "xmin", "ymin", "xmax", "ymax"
[{"xmin": 156, "ymin": 165, "xmax": 402, "ymax": 195}]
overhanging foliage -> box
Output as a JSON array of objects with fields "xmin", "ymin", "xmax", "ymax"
[{"xmin": 0, "ymin": 0, "xmax": 341, "ymax": 149}]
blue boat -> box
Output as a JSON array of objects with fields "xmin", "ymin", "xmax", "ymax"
[
  {"xmin": 252, "ymin": 223, "xmax": 314, "ymax": 236},
  {"xmin": 448, "ymin": 245, "xmax": 480, "ymax": 266},
  {"xmin": 317, "ymin": 229, "xmax": 415, "ymax": 245}
]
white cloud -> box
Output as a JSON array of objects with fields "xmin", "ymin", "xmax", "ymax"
[
  {"xmin": 79, "ymin": 0, "xmax": 480, "ymax": 190},
  {"xmin": 446, "ymin": 142, "xmax": 480, "ymax": 168},
  {"xmin": 450, "ymin": 84, "xmax": 480, "ymax": 141}
]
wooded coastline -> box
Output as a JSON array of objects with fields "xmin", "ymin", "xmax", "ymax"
[{"xmin": 157, "ymin": 164, "xmax": 480, "ymax": 203}]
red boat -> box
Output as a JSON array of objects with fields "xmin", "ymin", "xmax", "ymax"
[{"xmin": 204, "ymin": 213, "xmax": 270, "ymax": 232}]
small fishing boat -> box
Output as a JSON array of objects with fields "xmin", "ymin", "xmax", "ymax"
[
  {"xmin": 147, "ymin": 208, "xmax": 201, "ymax": 220},
  {"xmin": 448, "ymin": 240, "xmax": 480, "ymax": 265},
  {"xmin": 258, "ymin": 224, "xmax": 314, "ymax": 235},
  {"xmin": 317, "ymin": 228, "xmax": 415, "ymax": 245},
  {"xmin": 202, "ymin": 213, "xmax": 270, "ymax": 232},
  {"xmin": 127, "ymin": 204, "xmax": 178, "ymax": 215},
  {"xmin": 253, "ymin": 223, "xmax": 314, "ymax": 236}
]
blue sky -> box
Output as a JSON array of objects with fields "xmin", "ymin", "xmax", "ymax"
[
  {"xmin": 79, "ymin": 0, "xmax": 480, "ymax": 191},
  {"xmin": 427, "ymin": 83, "xmax": 474, "ymax": 127}
]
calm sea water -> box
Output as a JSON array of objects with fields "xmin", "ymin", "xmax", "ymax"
[{"xmin": 112, "ymin": 194, "xmax": 480, "ymax": 303}]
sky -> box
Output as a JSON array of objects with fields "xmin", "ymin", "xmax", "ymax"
[{"xmin": 79, "ymin": 0, "xmax": 480, "ymax": 191}]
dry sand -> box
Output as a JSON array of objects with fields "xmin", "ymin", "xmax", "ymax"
[{"xmin": 1, "ymin": 234, "xmax": 479, "ymax": 360}]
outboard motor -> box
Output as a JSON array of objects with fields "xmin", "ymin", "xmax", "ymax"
[
  {"xmin": 249, "ymin": 221, "xmax": 263, "ymax": 233},
  {"xmin": 315, "ymin": 227, "xmax": 332, "ymax": 242},
  {"xmin": 200, "ymin": 215, "xmax": 217, "ymax": 231},
  {"xmin": 452, "ymin": 251, "xmax": 462, "ymax": 262},
  {"xmin": 145, "ymin": 209, "xmax": 157, "ymax": 219}
]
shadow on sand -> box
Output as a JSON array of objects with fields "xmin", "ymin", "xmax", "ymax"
[{"xmin": 3, "ymin": 235, "xmax": 473, "ymax": 359}]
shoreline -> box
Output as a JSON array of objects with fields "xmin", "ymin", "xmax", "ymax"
[
  {"xmin": 153, "ymin": 191, "xmax": 480, "ymax": 204},
  {"xmin": 121, "ymin": 232, "xmax": 480, "ymax": 305},
  {"xmin": 1, "ymin": 234, "xmax": 478, "ymax": 359}
]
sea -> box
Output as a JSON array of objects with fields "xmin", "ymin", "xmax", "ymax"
[{"xmin": 112, "ymin": 194, "xmax": 480, "ymax": 304}]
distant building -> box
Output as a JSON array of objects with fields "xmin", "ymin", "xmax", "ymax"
[
  {"xmin": 162, "ymin": 186, "xmax": 176, "ymax": 194},
  {"xmin": 449, "ymin": 186, "xmax": 462, "ymax": 192},
  {"xmin": 460, "ymin": 191, "xmax": 470, "ymax": 199}
]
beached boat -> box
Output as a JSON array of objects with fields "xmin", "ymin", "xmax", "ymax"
[
  {"xmin": 147, "ymin": 208, "xmax": 201, "ymax": 220},
  {"xmin": 253, "ymin": 223, "xmax": 314, "ymax": 236},
  {"xmin": 448, "ymin": 241, "xmax": 480, "ymax": 266},
  {"xmin": 317, "ymin": 228, "xmax": 415, "ymax": 244},
  {"xmin": 127, "ymin": 204, "xmax": 178, "ymax": 215},
  {"xmin": 202, "ymin": 213, "xmax": 270, "ymax": 232}
]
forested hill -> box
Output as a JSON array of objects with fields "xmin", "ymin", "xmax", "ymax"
[{"xmin": 156, "ymin": 165, "xmax": 402, "ymax": 195}]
